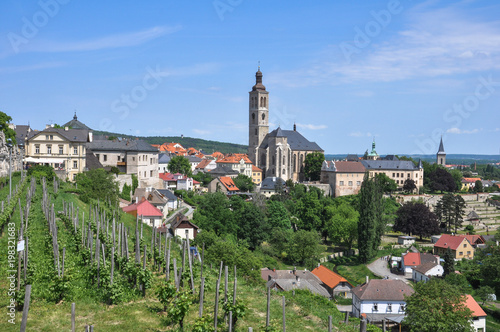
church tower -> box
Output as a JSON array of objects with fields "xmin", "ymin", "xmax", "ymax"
[
  {"xmin": 248, "ymin": 67, "xmax": 269, "ymax": 165},
  {"xmin": 437, "ymin": 136, "xmax": 446, "ymax": 166}
]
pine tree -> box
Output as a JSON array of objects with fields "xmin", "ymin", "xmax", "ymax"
[
  {"xmin": 357, "ymin": 173, "xmax": 384, "ymax": 263},
  {"xmin": 443, "ymin": 247, "xmax": 455, "ymax": 276}
]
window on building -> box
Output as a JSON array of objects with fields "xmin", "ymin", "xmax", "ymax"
[
  {"xmin": 132, "ymin": 157, "xmax": 135, "ymax": 161},
  {"xmin": 262, "ymin": 113, "xmax": 265, "ymax": 120},
  {"xmin": 387, "ymin": 304, "xmax": 392, "ymax": 312},
  {"xmin": 357, "ymin": 181, "xmax": 361, "ymax": 185},
  {"xmin": 467, "ymin": 251, "xmax": 471, "ymax": 255},
  {"xmin": 45, "ymin": 135, "xmax": 49, "ymax": 140},
  {"xmin": 459, "ymin": 251, "xmax": 463, "ymax": 256},
  {"xmin": 392, "ymin": 173, "xmax": 395, "ymax": 177},
  {"xmin": 73, "ymin": 161, "xmax": 78, "ymax": 169},
  {"xmin": 58, "ymin": 146, "xmax": 63, "ymax": 154},
  {"xmin": 400, "ymin": 304, "xmax": 405, "ymax": 312},
  {"xmin": 463, "ymin": 244, "xmax": 467, "ymax": 248},
  {"xmin": 348, "ymin": 181, "xmax": 353, "ymax": 186},
  {"xmin": 35, "ymin": 145, "xmax": 40, "ymax": 154},
  {"xmin": 407, "ymin": 173, "xmax": 410, "ymax": 177},
  {"xmin": 50, "ymin": 135, "xmax": 53, "ymax": 140},
  {"xmin": 373, "ymin": 303, "xmax": 378, "ymax": 312},
  {"xmin": 397, "ymin": 173, "xmax": 399, "ymax": 177},
  {"xmin": 339, "ymin": 181, "xmax": 344, "ymax": 186},
  {"xmin": 150, "ymin": 170, "xmax": 153, "ymax": 177},
  {"xmin": 103, "ymin": 155, "xmax": 107, "ymax": 162},
  {"xmin": 47, "ymin": 145, "xmax": 52, "ymax": 154},
  {"xmin": 74, "ymin": 146, "xmax": 78, "ymax": 155},
  {"xmin": 73, "ymin": 174, "xmax": 76, "ymax": 181}
]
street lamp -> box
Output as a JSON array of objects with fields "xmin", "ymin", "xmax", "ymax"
[{"xmin": 6, "ymin": 138, "xmax": 13, "ymax": 199}]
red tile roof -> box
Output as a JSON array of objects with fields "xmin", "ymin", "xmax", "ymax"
[
  {"xmin": 464, "ymin": 294, "xmax": 487, "ymax": 317},
  {"xmin": 403, "ymin": 252, "xmax": 421, "ymax": 267},
  {"xmin": 159, "ymin": 172, "xmax": 175, "ymax": 181},
  {"xmin": 311, "ymin": 265, "xmax": 352, "ymax": 289},
  {"xmin": 217, "ymin": 153, "xmax": 252, "ymax": 164},
  {"xmin": 211, "ymin": 151, "xmax": 224, "ymax": 160},
  {"xmin": 252, "ymin": 165, "xmax": 262, "ymax": 172},
  {"xmin": 434, "ymin": 234, "xmax": 470, "ymax": 251},
  {"xmin": 219, "ymin": 176, "xmax": 239, "ymax": 191},
  {"xmin": 196, "ymin": 159, "xmax": 213, "ymax": 169},
  {"xmin": 462, "ymin": 177, "xmax": 482, "ymax": 183},
  {"xmin": 463, "ymin": 234, "xmax": 484, "ymax": 245},
  {"xmin": 326, "ymin": 160, "xmax": 366, "ymax": 173},
  {"xmin": 122, "ymin": 199, "xmax": 163, "ymax": 217}
]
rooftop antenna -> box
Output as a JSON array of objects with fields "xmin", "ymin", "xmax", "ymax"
[{"xmin": 258, "ymin": 60, "xmax": 260, "ymax": 70}]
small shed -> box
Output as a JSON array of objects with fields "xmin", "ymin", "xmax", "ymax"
[
  {"xmin": 398, "ymin": 236, "xmax": 416, "ymax": 246},
  {"xmin": 169, "ymin": 215, "xmax": 199, "ymax": 240}
]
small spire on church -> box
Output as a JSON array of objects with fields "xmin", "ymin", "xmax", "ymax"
[
  {"xmin": 258, "ymin": 60, "xmax": 260, "ymax": 71},
  {"xmin": 73, "ymin": 111, "xmax": 77, "ymax": 120},
  {"xmin": 293, "ymin": 122, "xmax": 296, "ymax": 131}
]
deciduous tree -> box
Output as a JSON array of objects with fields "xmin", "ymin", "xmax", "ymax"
[
  {"xmin": 403, "ymin": 178, "xmax": 417, "ymax": 193},
  {"xmin": 393, "ymin": 201, "xmax": 439, "ymax": 240},
  {"xmin": 168, "ymin": 155, "xmax": 192, "ymax": 176},
  {"xmin": 429, "ymin": 167, "xmax": 457, "ymax": 192},
  {"xmin": 435, "ymin": 193, "xmax": 466, "ymax": 233},
  {"xmin": 404, "ymin": 278, "xmax": 474, "ymax": 332},
  {"xmin": 233, "ymin": 173, "xmax": 254, "ymax": 192},
  {"xmin": 304, "ymin": 152, "xmax": 324, "ymax": 181},
  {"xmin": 324, "ymin": 201, "xmax": 358, "ymax": 249}
]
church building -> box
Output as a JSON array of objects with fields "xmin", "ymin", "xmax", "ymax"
[{"xmin": 247, "ymin": 67, "xmax": 323, "ymax": 182}]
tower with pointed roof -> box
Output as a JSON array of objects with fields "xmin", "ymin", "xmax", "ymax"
[
  {"xmin": 437, "ymin": 136, "xmax": 446, "ymax": 166},
  {"xmin": 248, "ymin": 66, "xmax": 269, "ymax": 166},
  {"xmin": 366, "ymin": 138, "xmax": 379, "ymax": 160}
]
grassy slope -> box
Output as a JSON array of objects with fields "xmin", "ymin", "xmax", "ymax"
[{"xmin": 0, "ymin": 180, "xmax": 362, "ymax": 332}]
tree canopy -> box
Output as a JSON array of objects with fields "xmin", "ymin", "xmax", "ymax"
[
  {"xmin": 0, "ymin": 111, "xmax": 16, "ymax": 144},
  {"xmin": 404, "ymin": 278, "xmax": 474, "ymax": 332},
  {"xmin": 429, "ymin": 167, "xmax": 457, "ymax": 192},
  {"xmin": 435, "ymin": 193, "xmax": 466, "ymax": 233},
  {"xmin": 393, "ymin": 201, "xmax": 439, "ymax": 240},
  {"xmin": 233, "ymin": 173, "xmax": 254, "ymax": 192},
  {"xmin": 374, "ymin": 173, "xmax": 398, "ymax": 193},
  {"xmin": 167, "ymin": 155, "xmax": 192, "ymax": 176},
  {"xmin": 323, "ymin": 201, "xmax": 358, "ymax": 249},
  {"xmin": 75, "ymin": 169, "xmax": 119, "ymax": 205},
  {"xmin": 303, "ymin": 152, "xmax": 324, "ymax": 181}
]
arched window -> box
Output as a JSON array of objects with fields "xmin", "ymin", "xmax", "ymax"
[
  {"xmin": 264, "ymin": 97, "xmax": 267, "ymax": 107},
  {"xmin": 261, "ymin": 153, "xmax": 266, "ymax": 166},
  {"xmin": 293, "ymin": 154, "xmax": 297, "ymax": 172},
  {"xmin": 260, "ymin": 96, "xmax": 263, "ymax": 107},
  {"xmin": 272, "ymin": 156, "xmax": 275, "ymax": 165},
  {"xmin": 252, "ymin": 113, "xmax": 255, "ymax": 124},
  {"xmin": 262, "ymin": 113, "xmax": 265, "ymax": 120}
]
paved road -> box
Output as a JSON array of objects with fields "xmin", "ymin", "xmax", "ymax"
[{"xmin": 367, "ymin": 257, "xmax": 411, "ymax": 284}]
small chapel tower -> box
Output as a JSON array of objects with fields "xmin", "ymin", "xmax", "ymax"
[
  {"xmin": 437, "ymin": 136, "xmax": 446, "ymax": 166},
  {"xmin": 248, "ymin": 66, "xmax": 269, "ymax": 165}
]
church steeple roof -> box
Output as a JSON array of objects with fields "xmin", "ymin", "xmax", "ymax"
[
  {"xmin": 63, "ymin": 112, "xmax": 91, "ymax": 130},
  {"xmin": 438, "ymin": 136, "xmax": 445, "ymax": 153},
  {"xmin": 252, "ymin": 66, "xmax": 266, "ymax": 92}
]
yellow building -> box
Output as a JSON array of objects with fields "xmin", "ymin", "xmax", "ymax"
[
  {"xmin": 252, "ymin": 165, "xmax": 263, "ymax": 185},
  {"xmin": 25, "ymin": 125, "xmax": 91, "ymax": 180},
  {"xmin": 433, "ymin": 234, "xmax": 474, "ymax": 260}
]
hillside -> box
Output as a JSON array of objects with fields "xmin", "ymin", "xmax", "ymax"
[
  {"xmin": 0, "ymin": 173, "xmax": 363, "ymax": 331},
  {"xmin": 93, "ymin": 130, "xmax": 248, "ymax": 154}
]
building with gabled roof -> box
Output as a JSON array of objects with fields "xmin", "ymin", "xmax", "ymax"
[
  {"xmin": 261, "ymin": 268, "xmax": 331, "ymax": 298},
  {"xmin": 311, "ymin": 265, "xmax": 353, "ymax": 298},
  {"xmin": 169, "ymin": 214, "xmax": 199, "ymax": 240},
  {"xmin": 216, "ymin": 153, "xmax": 253, "ymax": 177},
  {"xmin": 412, "ymin": 262, "xmax": 444, "ymax": 282},
  {"xmin": 321, "ymin": 160, "xmax": 366, "ymax": 197},
  {"xmin": 208, "ymin": 176, "xmax": 239, "ymax": 194},
  {"xmin": 351, "ymin": 279, "xmax": 414, "ymax": 322},
  {"xmin": 246, "ymin": 68, "xmax": 323, "ymax": 182},
  {"xmin": 194, "ymin": 158, "xmax": 217, "ymax": 174},
  {"xmin": 434, "ymin": 234, "xmax": 475, "ymax": 260},
  {"xmin": 252, "ymin": 165, "xmax": 263, "ymax": 185},
  {"xmin": 464, "ymin": 294, "xmax": 487, "ymax": 332},
  {"xmin": 122, "ymin": 199, "xmax": 163, "ymax": 227}
]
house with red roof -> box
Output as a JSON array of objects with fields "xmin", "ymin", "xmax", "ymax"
[
  {"xmin": 401, "ymin": 252, "xmax": 439, "ymax": 274},
  {"xmin": 311, "ymin": 265, "xmax": 353, "ymax": 298},
  {"xmin": 207, "ymin": 176, "xmax": 239, "ymax": 194},
  {"xmin": 462, "ymin": 177, "xmax": 482, "ymax": 191},
  {"xmin": 434, "ymin": 234, "xmax": 475, "ymax": 260},
  {"xmin": 464, "ymin": 294, "xmax": 487, "ymax": 332},
  {"xmin": 159, "ymin": 172, "xmax": 196, "ymax": 191},
  {"xmin": 122, "ymin": 199, "xmax": 163, "ymax": 228},
  {"xmin": 194, "ymin": 159, "xmax": 217, "ymax": 174},
  {"xmin": 252, "ymin": 165, "xmax": 263, "ymax": 185}
]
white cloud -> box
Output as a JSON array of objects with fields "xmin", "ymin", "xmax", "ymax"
[
  {"xmin": 26, "ymin": 26, "xmax": 180, "ymax": 53},
  {"xmin": 271, "ymin": 4, "xmax": 500, "ymax": 87},
  {"xmin": 349, "ymin": 131, "xmax": 373, "ymax": 137},
  {"xmin": 446, "ymin": 127, "xmax": 481, "ymax": 134},
  {"xmin": 297, "ymin": 123, "xmax": 327, "ymax": 130}
]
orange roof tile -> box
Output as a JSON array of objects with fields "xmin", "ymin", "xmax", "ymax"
[
  {"xmin": 211, "ymin": 151, "xmax": 224, "ymax": 160},
  {"xmin": 463, "ymin": 234, "xmax": 484, "ymax": 245},
  {"xmin": 122, "ymin": 199, "xmax": 163, "ymax": 217},
  {"xmin": 403, "ymin": 252, "xmax": 421, "ymax": 267},
  {"xmin": 311, "ymin": 265, "xmax": 352, "ymax": 289},
  {"xmin": 219, "ymin": 176, "xmax": 239, "ymax": 191},
  {"xmin": 464, "ymin": 294, "xmax": 487, "ymax": 317},
  {"xmin": 196, "ymin": 159, "xmax": 213, "ymax": 169},
  {"xmin": 252, "ymin": 165, "xmax": 262, "ymax": 172},
  {"xmin": 463, "ymin": 177, "xmax": 482, "ymax": 183},
  {"xmin": 217, "ymin": 153, "xmax": 252, "ymax": 164}
]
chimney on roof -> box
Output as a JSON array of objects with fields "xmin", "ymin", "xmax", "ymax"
[{"xmin": 64, "ymin": 127, "xmax": 69, "ymax": 131}]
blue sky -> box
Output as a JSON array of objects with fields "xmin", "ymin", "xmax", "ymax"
[{"xmin": 2, "ymin": 0, "xmax": 500, "ymax": 155}]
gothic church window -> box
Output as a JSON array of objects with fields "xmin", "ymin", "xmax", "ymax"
[
  {"xmin": 262, "ymin": 113, "xmax": 265, "ymax": 120},
  {"xmin": 252, "ymin": 112, "xmax": 255, "ymax": 124},
  {"xmin": 255, "ymin": 129, "xmax": 257, "ymax": 135}
]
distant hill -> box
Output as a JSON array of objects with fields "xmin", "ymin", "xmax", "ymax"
[
  {"xmin": 92, "ymin": 131, "xmax": 247, "ymax": 154},
  {"xmin": 325, "ymin": 154, "xmax": 500, "ymax": 165}
]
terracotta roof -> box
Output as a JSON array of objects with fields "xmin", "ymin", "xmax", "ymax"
[
  {"xmin": 403, "ymin": 252, "xmax": 421, "ymax": 267},
  {"xmin": 159, "ymin": 172, "xmax": 175, "ymax": 181},
  {"xmin": 211, "ymin": 151, "xmax": 224, "ymax": 160},
  {"xmin": 195, "ymin": 159, "xmax": 213, "ymax": 169},
  {"xmin": 352, "ymin": 279, "xmax": 414, "ymax": 301},
  {"xmin": 463, "ymin": 234, "xmax": 484, "ymax": 245},
  {"xmin": 252, "ymin": 165, "xmax": 262, "ymax": 172},
  {"xmin": 122, "ymin": 199, "xmax": 163, "ymax": 217},
  {"xmin": 311, "ymin": 265, "xmax": 352, "ymax": 289},
  {"xmin": 464, "ymin": 294, "xmax": 487, "ymax": 317},
  {"xmin": 462, "ymin": 177, "xmax": 482, "ymax": 183},
  {"xmin": 434, "ymin": 234, "xmax": 471, "ymax": 251},
  {"xmin": 219, "ymin": 176, "xmax": 239, "ymax": 191},
  {"xmin": 217, "ymin": 153, "xmax": 252, "ymax": 164},
  {"xmin": 160, "ymin": 142, "xmax": 186, "ymax": 154}
]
